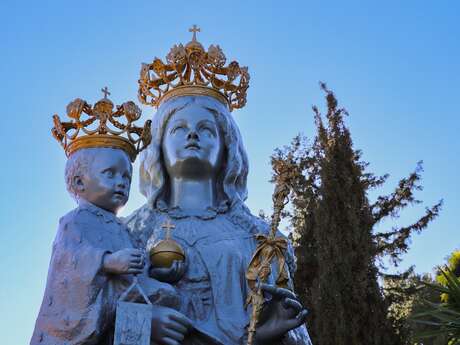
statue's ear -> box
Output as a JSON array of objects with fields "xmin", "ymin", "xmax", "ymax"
[{"xmin": 72, "ymin": 175, "xmax": 85, "ymax": 194}]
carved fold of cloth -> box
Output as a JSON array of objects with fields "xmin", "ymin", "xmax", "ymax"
[
  {"xmin": 126, "ymin": 201, "xmax": 313, "ymax": 345},
  {"xmin": 30, "ymin": 200, "xmax": 179, "ymax": 345}
]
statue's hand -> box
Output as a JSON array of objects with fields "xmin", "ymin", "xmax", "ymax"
[
  {"xmin": 149, "ymin": 260, "xmax": 187, "ymax": 284},
  {"xmin": 254, "ymin": 283, "xmax": 308, "ymax": 345},
  {"xmin": 151, "ymin": 305, "xmax": 192, "ymax": 345},
  {"xmin": 102, "ymin": 248, "xmax": 145, "ymax": 275},
  {"xmin": 136, "ymin": 274, "xmax": 182, "ymax": 309}
]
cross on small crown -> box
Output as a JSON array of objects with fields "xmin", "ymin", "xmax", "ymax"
[
  {"xmin": 101, "ymin": 86, "xmax": 111, "ymax": 99},
  {"xmin": 189, "ymin": 24, "xmax": 200, "ymax": 42},
  {"xmin": 161, "ymin": 219, "xmax": 176, "ymax": 240}
]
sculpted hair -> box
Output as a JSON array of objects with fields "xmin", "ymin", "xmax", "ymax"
[
  {"xmin": 64, "ymin": 149, "xmax": 95, "ymax": 200},
  {"xmin": 139, "ymin": 95, "xmax": 249, "ymax": 207}
]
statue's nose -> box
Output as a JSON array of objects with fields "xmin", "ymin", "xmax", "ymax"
[
  {"xmin": 187, "ymin": 130, "xmax": 199, "ymax": 141},
  {"xmin": 115, "ymin": 175, "xmax": 126, "ymax": 188}
]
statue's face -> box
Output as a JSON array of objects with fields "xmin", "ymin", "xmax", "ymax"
[
  {"xmin": 162, "ymin": 103, "xmax": 224, "ymax": 179},
  {"xmin": 76, "ymin": 148, "xmax": 132, "ymax": 213}
]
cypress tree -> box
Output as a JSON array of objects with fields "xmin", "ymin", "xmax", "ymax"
[{"xmin": 271, "ymin": 83, "xmax": 442, "ymax": 344}]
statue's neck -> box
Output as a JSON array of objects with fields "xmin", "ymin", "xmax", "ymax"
[{"xmin": 169, "ymin": 177, "xmax": 217, "ymax": 211}]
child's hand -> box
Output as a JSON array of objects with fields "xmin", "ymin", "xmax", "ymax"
[
  {"xmin": 149, "ymin": 260, "xmax": 187, "ymax": 284},
  {"xmin": 102, "ymin": 248, "xmax": 145, "ymax": 275}
]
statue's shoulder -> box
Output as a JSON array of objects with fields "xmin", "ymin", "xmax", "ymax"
[
  {"xmin": 59, "ymin": 202, "xmax": 122, "ymax": 231},
  {"xmin": 58, "ymin": 206, "xmax": 95, "ymax": 229},
  {"xmin": 123, "ymin": 204, "xmax": 156, "ymax": 235},
  {"xmin": 228, "ymin": 202, "xmax": 297, "ymax": 273},
  {"xmin": 227, "ymin": 202, "xmax": 281, "ymax": 237},
  {"xmin": 53, "ymin": 207, "xmax": 100, "ymax": 247},
  {"xmin": 59, "ymin": 207, "xmax": 79, "ymax": 224}
]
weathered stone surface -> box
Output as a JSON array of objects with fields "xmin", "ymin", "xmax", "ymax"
[{"xmin": 114, "ymin": 301, "xmax": 152, "ymax": 345}]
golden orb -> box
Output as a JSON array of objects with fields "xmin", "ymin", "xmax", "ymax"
[{"xmin": 149, "ymin": 239, "xmax": 185, "ymax": 269}]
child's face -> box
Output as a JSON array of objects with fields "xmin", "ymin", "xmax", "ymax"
[{"xmin": 78, "ymin": 149, "xmax": 132, "ymax": 213}]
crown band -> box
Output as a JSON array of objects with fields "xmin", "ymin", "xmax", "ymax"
[
  {"xmin": 159, "ymin": 86, "xmax": 229, "ymax": 108},
  {"xmin": 66, "ymin": 135, "xmax": 138, "ymax": 162}
]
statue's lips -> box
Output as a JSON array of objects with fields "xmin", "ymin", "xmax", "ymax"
[
  {"xmin": 113, "ymin": 191, "xmax": 126, "ymax": 198},
  {"xmin": 185, "ymin": 143, "xmax": 201, "ymax": 150}
]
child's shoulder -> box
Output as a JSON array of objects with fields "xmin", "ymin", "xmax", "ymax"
[
  {"xmin": 55, "ymin": 206, "xmax": 116, "ymax": 246},
  {"xmin": 58, "ymin": 205, "xmax": 102, "ymax": 230}
]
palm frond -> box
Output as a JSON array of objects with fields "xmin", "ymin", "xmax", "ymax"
[{"xmin": 411, "ymin": 267, "xmax": 460, "ymax": 342}]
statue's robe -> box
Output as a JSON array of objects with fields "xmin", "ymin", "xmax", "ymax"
[
  {"xmin": 126, "ymin": 201, "xmax": 313, "ymax": 345},
  {"xmin": 30, "ymin": 200, "xmax": 176, "ymax": 345}
]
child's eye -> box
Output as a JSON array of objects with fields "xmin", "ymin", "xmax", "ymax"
[{"xmin": 102, "ymin": 169, "xmax": 114, "ymax": 178}]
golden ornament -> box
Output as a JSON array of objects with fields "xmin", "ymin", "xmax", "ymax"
[
  {"xmin": 149, "ymin": 219, "xmax": 186, "ymax": 269},
  {"xmin": 138, "ymin": 25, "xmax": 250, "ymax": 111},
  {"xmin": 52, "ymin": 87, "xmax": 152, "ymax": 161}
]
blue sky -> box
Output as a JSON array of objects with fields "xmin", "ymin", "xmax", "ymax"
[{"xmin": 1, "ymin": 1, "xmax": 459, "ymax": 343}]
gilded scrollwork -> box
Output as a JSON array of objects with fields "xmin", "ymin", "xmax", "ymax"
[
  {"xmin": 51, "ymin": 88, "xmax": 151, "ymax": 161},
  {"xmin": 138, "ymin": 26, "xmax": 249, "ymax": 111}
]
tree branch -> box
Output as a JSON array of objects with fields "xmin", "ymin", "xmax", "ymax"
[
  {"xmin": 374, "ymin": 200, "xmax": 443, "ymax": 265},
  {"xmin": 371, "ymin": 161, "xmax": 424, "ymax": 225}
]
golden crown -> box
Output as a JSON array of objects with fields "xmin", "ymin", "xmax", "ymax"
[
  {"xmin": 138, "ymin": 25, "xmax": 250, "ymax": 111},
  {"xmin": 52, "ymin": 87, "xmax": 152, "ymax": 162}
]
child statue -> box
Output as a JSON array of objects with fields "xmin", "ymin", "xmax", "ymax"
[{"xmin": 30, "ymin": 91, "xmax": 180, "ymax": 345}]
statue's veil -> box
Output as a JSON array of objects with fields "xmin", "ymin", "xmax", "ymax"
[{"xmin": 139, "ymin": 95, "xmax": 249, "ymax": 208}]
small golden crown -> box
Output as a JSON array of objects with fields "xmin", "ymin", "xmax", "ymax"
[
  {"xmin": 52, "ymin": 87, "xmax": 152, "ymax": 162},
  {"xmin": 138, "ymin": 25, "xmax": 250, "ymax": 111}
]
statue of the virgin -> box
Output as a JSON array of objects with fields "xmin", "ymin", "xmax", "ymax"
[{"xmin": 125, "ymin": 28, "xmax": 313, "ymax": 345}]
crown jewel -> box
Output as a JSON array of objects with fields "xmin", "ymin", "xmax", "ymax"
[
  {"xmin": 52, "ymin": 87, "xmax": 152, "ymax": 161},
  {"xmin": 138, "ymin": 25, "xmax": 250, "ymax": 111}
]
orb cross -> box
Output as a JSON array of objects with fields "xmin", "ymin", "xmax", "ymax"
[
  {"xmin": 161, "ymin": 219, "xmax": 176, "ymax": 240},
  {"xmin": 189, "ymin": 24, "xmax": 200, "ymax": 42},
  {"xmin": 101, "ymin": 86, "xmax": 111, "ymax": 99}
]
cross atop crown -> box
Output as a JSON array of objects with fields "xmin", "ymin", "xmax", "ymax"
[
  {"xmin": 189, "ymin": 24, "xmax": 200, "ymax": 42},
  {"xmin": 101, "ymin": 86, "xmax": 111, "ymax": 99}
]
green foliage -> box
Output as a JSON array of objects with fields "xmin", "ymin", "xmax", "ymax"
[
  {"xmin": 437, "ymin": 250, "xmax": 460, "ymax": 302},
  {"xmin": 447, "ymin": 252, "xmax": 460, "ymax": 271},
  {"xmin": 271, "ymin": 83, "xmax": 442, "ymax": 344},
  {"xmin": 412, "ymin": 268, "xmax": 460, "ymax": 344},
  {"xmin": 383, "ymin": 270, "xmax": 448, "ymax": 344}
]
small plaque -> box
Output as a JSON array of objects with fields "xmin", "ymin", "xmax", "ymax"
[{"xmin": 114, "ymin": 301, "xmax": 152, "ymax": 345}]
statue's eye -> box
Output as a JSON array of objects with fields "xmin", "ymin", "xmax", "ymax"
[
  {"xmin": 123, "ymin": 172, "xmax": 132, "ymax": 181},
  {"xmin": 171, "ymin": 125, "xmax": 186, "ymax": 134},
  {"xmin": 199, "ymin": 125, "xmax": 215, "ymax": 136},
  {"xmin": 102, "ymin": 169, "xmax": 114, "ymax": 178}
]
